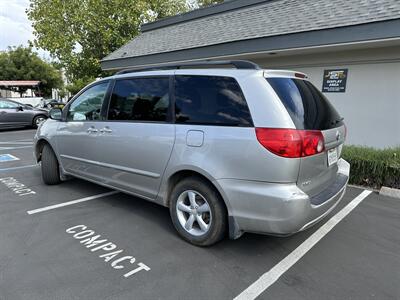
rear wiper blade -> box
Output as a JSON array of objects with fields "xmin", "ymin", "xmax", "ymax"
[{"xmin": 331, "ymin": 117, "xmax": 344, "ymax": 125}]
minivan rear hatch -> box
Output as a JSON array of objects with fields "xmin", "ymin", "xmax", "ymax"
[{"xmin": 266, "ymin": 76, "xmax": 346, "ymax": 198}]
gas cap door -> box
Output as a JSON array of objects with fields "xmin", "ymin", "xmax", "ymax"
[{"xmin": 186, "ymin": 130, "xmax": 204, "ymax": 147}]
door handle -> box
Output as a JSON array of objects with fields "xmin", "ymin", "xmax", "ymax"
[
  {"xmin": 99, "ymin": 127, "xmax": 112, "ymax": 134},
  {"xmin": 87, "ymin": 127, "xmax": 98, "ymax": 133}
]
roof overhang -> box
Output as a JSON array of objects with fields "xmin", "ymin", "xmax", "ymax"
[
  {"xmin": 101, "ymin": 19, "xmax": 400, "ymax": 71},
  {"xmin": 0, "ymin": 80, "xmax": 40, "ymax": 87}
]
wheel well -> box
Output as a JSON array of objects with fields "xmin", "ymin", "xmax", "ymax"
[
  {"xmin": 33, "ymin": 114, "xmax": 47, "ymax": 121},
  {"xmin": 166, "ymin": 170, "xmax": 227, "ymax": 210},
  {"xmin": 166, "ymin": 170, "xmax": 232, "ymax": 238},
  {"xmin": 35, "ymin": 139, "xmax": 50, "ymax": 162}
]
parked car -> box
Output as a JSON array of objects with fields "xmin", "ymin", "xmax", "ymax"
[
  {"xmin": 0, "ymin": 98, "xmax": 48, "ymax": 129},
  {"xmin": 40, "ymin": 99, "xmax": 65, "ymax": 110},
  {"xmin": 34, "ymin": 60, "xmax": 349, "ymax": 246},
  {"xmin": 8, "ymin": 97, "xmax": 43, "ymax": 108}
]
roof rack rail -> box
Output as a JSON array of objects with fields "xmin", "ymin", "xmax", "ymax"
[{"xmin": 115, "ymin": 60, "xmax": 261, "ymax": 75}]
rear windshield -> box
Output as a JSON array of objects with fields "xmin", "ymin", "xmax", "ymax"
[{"xmin": 267, "ymin": 78, "xmax": 343, "ymax": 130}]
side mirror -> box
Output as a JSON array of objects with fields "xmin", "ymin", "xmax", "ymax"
[
  {"xmin": 49, "ymin": 108, "xmax": 62, "ymax": 120},
  {"xmin": 17, "ymin": 106, "xmax": 24, "ymax": 111}
]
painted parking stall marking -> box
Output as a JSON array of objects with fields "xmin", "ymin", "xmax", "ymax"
[
  {"xmin": 0, "ymin": 141, "xmax": 32, "ymax": 144},
  {"xmin": 234, "ymin": 189, "xmax": 373, "ymax": 300},
  {"xmin": 0, "ymin": 146, "xmax": 33, "ymax": 150},
  {"xmin": 0, "ymin": 164, "xmax": 38, "ymax": 172},
  {"xmin": 66, "ymin": 225, "xmax": 150, "ymax": 278},
  {"xmin": 27, "ymin": 191, "xmax": 118, "ymax": 214},
  {"xmin": 0, "ymin": 176, "xmax": 36, "ymax": 196},
  {"xmin": 0, "ymin": 154, "xmax": 20, "ymax": 162},
  {"xmin": 0, "ymin": 141, "xmax": 33, "ymax": 150}
]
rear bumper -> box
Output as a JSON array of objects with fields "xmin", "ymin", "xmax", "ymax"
[{"xmin": 217, "ymin": 159, "xmax": 350, "ymax": 239}]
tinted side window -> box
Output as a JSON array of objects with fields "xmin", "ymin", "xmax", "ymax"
[
  {"xmin": 0, "ymin": 100, "xmax": 18, "ymax": 109},
  {"xmin": 267, "ymin": 78, "xmax": 343, "ymax": 130},
  {"xmin": 67, "ymin": 82, "xmax": 109, "ymax": 121},
  {"xmin": 108, "ymin": 78, "xmax": 170, "ymax": 122},
  {"xmin": 174, "ymin": 76, "xmax": 252, "ymax": 126}
]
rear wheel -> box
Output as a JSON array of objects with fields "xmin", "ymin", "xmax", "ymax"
[
  {"xmin": 41, "ymin": 144, "xmax": 61, "ymax": 185},
  {"xmin": 32, "ymin": 115, "xmax": 47, "ymax": 128},
  {"xmin": 169, "ymin": 177, "xmax": 227, "ymax": 246}
]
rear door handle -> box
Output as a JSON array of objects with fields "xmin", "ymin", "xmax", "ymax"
[
  {"xmin": 87, "ymin": 127, "xmax": 98, "ymax": 133},
  {"xmin": 99, "ymin": 127, "xmax": 112, "ymax": 134}
]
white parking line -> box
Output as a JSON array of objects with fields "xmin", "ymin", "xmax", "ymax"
[
  {"xmin": 0, "ymin": 142, "xmax": 33, "ymax": 144},
  {"xmin": 7, "ymin": 139, "xmax": 33, "ymax": 142},
  {"xmin": 0, "ymin": 164, "xmax": 38, "ymax": 172},
  {"xmin": 27, "ymin": 191, "xmax": 119, "ymax": 215},
  {"xmin": 0, "ymin": 146, "xmax": 33, "ymax": 150},
  {"xmin": 234, "ymin": 189, "xmax": 373, "ymax": 300},
  {"xmin": 0, "ymin": 130, "xmax": 36, "ymax": 135}
]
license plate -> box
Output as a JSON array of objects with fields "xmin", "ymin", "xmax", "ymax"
[{"xmin": 327, "ymin": 148, "xmax": 338, "ymax": 166}]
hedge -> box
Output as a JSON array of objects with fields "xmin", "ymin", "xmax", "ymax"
[{"xmin": 341, "ymin": 145, "xmax": 400, "ymax": 189}]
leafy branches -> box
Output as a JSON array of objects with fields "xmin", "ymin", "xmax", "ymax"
[
  {"xmin": 27, "ymin": 0, "xmax": 188, "ymax": 91},
  {"xmin": 0, "ymin": 46, "xmax": 63, "ymax": 97}
]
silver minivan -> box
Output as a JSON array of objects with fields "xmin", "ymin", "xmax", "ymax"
[{"xmin": 34, "ymin": 61, "xmax": 349, "ymax": 246}]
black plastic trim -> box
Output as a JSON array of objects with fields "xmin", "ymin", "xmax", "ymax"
[
  {"xmin": 115, "ymin": 60, "xmax": 260, "ymax": 75},
  {"xmin": 310, "ymin": 173, "xmax": 348, "ymax": 206}
]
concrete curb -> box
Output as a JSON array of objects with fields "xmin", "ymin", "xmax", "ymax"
[
  {"xmin": 347, "ymin": 184, "xmax": 378, "ymax": 192},
  {"xmin": 379, "ymin": 186, "xmax": 400, "ymax": 199}
]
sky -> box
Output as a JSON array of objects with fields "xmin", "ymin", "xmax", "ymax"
[{"xmin": 0, "ymin": 0, "xmax": 49, "ymax": 58}]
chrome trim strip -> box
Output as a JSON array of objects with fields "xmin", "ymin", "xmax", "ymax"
[{"xmin": 60, "ymin": 154, "xmax": 160, "ymax": 178}]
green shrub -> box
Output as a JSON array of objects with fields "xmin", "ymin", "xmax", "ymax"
[{"xmin": 341, "ymin": 145, "xmax": 400, "ymax": 189}]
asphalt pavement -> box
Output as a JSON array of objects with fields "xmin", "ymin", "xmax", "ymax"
[{"xmin": 0, "ymin": 128, "xmax": 399, "ymax": 300}]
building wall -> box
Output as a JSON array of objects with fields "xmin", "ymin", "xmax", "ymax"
[
  {"xmin": 0, "ymin": 88, "xmax": 36, "ymax": 98},
  {"xmin": 255, "ymin": 46, "xmax": 400, "ymax": 148},
  {"xmin": 296, "ymin": 62, "xmax": 400, "ymax": 148}
]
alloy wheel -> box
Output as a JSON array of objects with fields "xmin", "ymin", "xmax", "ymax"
[
  {"xmin": 35, "ymin": 116, "xmax": 46, "ymax": 126},
  {"xmin": 176, "ymin": 190, "xmax": 212, "ymax": 236}
]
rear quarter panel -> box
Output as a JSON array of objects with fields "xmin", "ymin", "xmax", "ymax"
[
  {"xmin": 158, "ymin": 71, "xmax": 302, "ymax": 206},
  {"xmin": 158, "ymin": 125, "xmax": 301, "ymax": 206},
  {"xmin": 237, "ymin": 72, "xmax": 295, "ymax": 128}
]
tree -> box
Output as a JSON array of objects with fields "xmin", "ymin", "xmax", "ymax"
[
  {"xmin": 196, "ymin": 0, "xmax": 224, "ymax": 8},
  {"xmin": 0, "ymin": 46, "xmax": 63, "ymax": 97},
  {"xmin": 27, "ymin": 0, "xmax": 189, "ymax": 92}
]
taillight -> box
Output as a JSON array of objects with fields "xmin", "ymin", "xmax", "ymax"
[{"xmin": 255, "ymin": 128, "xmax": 325, "ymax": 158}]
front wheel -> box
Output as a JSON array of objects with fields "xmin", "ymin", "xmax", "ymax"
[
  {"xmin": 41, "ymin": 144, "xmax": 61, "ymax": 185},
  {"xmin": 169, "ymin": 177, "xmax": 227, "ymax": 246}
]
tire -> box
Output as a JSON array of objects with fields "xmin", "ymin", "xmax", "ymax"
[
  {"xmin": 169, "ymin": 177, "xmax": 227, "ymax": 246},
  {"xmin": 41, "ymin": 144, "xmax": 61, "ymax": 185},
  {"xmin": 32, "ymin": 115, "xmax": 47, "ymax": 129}
]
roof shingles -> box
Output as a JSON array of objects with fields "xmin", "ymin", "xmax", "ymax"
[{"xmin": 103, "ymin": 0, "xmax": 400, "ymax": 61}]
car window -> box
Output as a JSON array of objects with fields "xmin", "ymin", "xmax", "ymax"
[
  {"xmin": 266, "ymin": 78, "xmax": 343, "ymax": 130},
  {"xmin": 67, "ymin": 82, "xmax": 109, "ymax": 121},
  {"xmin": 174, "ymin": 76, "xmax": 252, "ymax": 126},
  {"xmin": 108, "ymin": 77, "xmax": 170, "ymax": 122},
  {"xmin": 0, "ymin": 100, "xmax": 19, "ymax": 109}
]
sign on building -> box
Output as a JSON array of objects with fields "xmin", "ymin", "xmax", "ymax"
[{"xmin": 322, "ymin": 69, "xmax": 348, "ymax": 93}]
